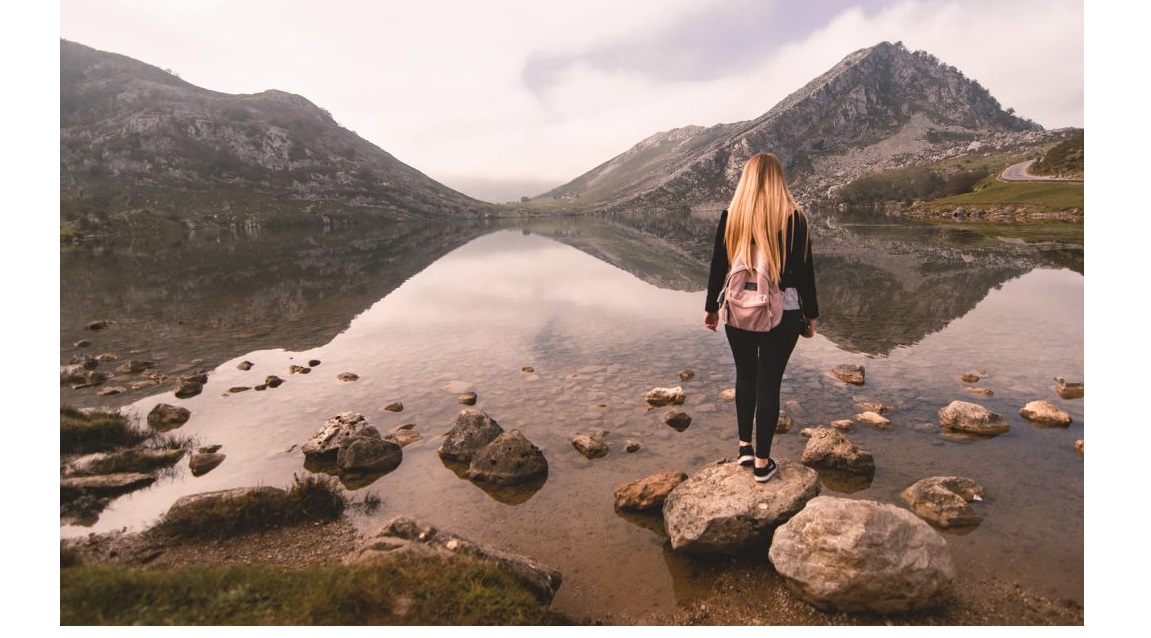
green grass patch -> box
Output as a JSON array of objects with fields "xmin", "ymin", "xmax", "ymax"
[
  {"xmin": 60, "ymin": 405, "xmax": 148, "ymax": 454},
  {"xmin": 61, "ymin": 554, "xmax": 557, "ymax": 625},
  {"xmin": 154, "ymin": 475, "xmax": 347, "ymax": 539},
  {"xmin": 935, "ymin": 180, "xmax": 1083, "ymax": 210}
]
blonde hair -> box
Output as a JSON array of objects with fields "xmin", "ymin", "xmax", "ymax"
[{"xmin": 724, "ymin": 152, "xmax": 803, "ymax": 283}]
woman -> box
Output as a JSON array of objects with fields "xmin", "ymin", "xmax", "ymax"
[{"xmin": 704, "ymin": 152, "xmax": 819, "ymax": 483}]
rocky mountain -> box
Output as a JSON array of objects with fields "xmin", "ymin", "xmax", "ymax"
[
  {"xmin": 60, "ymin": 39, "xmax": 499, "ymax": 233},
  {"xmin": 538, "ymin": 41, "xmax": 1057, "ymax": 212}
]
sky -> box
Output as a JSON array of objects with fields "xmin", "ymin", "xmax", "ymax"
[{"xmin": 57, "ymin": 0, "xmax": 1085, "ymax": 203}]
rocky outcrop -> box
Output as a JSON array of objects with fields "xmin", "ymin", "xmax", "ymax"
[
  {"xmin": 1019, "ymin": 400, "xmax": 1072, "ymax": 427},
  {"xmin": 662, "ymin": 460, "xmax": 820, "ymax": 554},
  {"xmin": 438, "ymin": 409, "xmax": 505, "ymax": 462},
  {"xmin": 800, "ymin": 427, "xmax": 875, "ymax": 475},
  {"xmin": 346, "ymin": 516, "xmax": 563, "ymax": 603},
  {"xmin": 302, "ymin": 412, "xmax": 371, "ymax": 461},
  {"xmin": 938, "ymin": 401, "xmax": 1010, "ymax": 436},
  {"xmin": 466, "ymin": 429, "xmax": 548, "ymax": 485},
  {"xmin": 900, "ymin": 476, "xmax": 985, "ymax": 528},
  {"xmin": 769, "ymin": 496, "xmax": 955, "ymax": 614},
  {"xmin": 614, "ymin": 470, "xmax": 687, "ymax": 512}
]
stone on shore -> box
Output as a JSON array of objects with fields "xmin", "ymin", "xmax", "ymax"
[
  {"xmin": 900, "ymin": 476, "xmax": 985, "ymax": 528},
  {"xmin": 614, "ymin": 470, "xmax": 687, "ymax": 512},
  {"xmin": 769, "ymin": 496, "xmax": 955, "ymax": 614},
  {"xmin": 189, "ymin": 451, "xmax": 227, "ymax": 476},
  {"xmin": 302, "ymin": 412, "xmax": 371, "ymax": 461},
  {"xmin": 645, "ymin": 386, "xmax": 685, "ymax": 407},
  {"xmin": 800, "ymin": 427, "xmax": 875, "ymax": 475},
  {"xmin": 1019, "ymin": 400, "xmax": 1072, "ymax": 427},
  {"xmin": 1054, "ymin": 377, "xmax": 1083, "ymax": 400},
  {"xmin": 147, "ymin": 403, "xmax": 191, "ymax": 430},
  {"xmin": 572, "ymin": 430, "xmax": 609, "ymax": 459},
  {"xmin": 64, "ymin": 449, "xmax": 186, "ymax": 477},
  {"xmin": 832, "ymin": 364, "xmax": 865, "ymax": 385},
  {"xmin": 458, "ymin": 391, "xmax": 478, "ymax": 405},
  {"xmin": 337, "ymin": 426, "xmax": 403, "ymax": 475},
  {"xmin": 164, "ymin": 486, "xmax": 288, "ymax": 522},
  {"xmin": 467, "ymin": 429, "xmax": 548, "ymax": 485},
  {"xmin": 346, "ymin": 516, "xmax": 563, "ymax": 603},
  {"xmin": 662, "ymin": 460, "xmax": 820, "ymax": 554},
  {"xmin": 938, "ymin": 401, "xmax": 1010, "ymax": 436},
  {"xmin": 439, "ymin": 409, "xmax": 505, "ymax": 462}
]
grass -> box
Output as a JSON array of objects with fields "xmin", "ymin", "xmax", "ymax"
[
  {"xmin": 935, "ymin": 179, "xmax": 1083, "ymax": 211},
  {"xmin": 154, "ymin": 475, "xmax": 347, "ymax": 539},
  {"xmin": 60, "ymin": 553, "xmax": 557, "ymax": 625},
  {"xmin": 60, "ymin": 405, "xmax": 148, "ymax": 454}
]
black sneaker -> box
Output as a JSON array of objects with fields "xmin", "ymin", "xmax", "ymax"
[
  {"xmin": 738, "ymin": 445, "xmax": 754, "ymax": 467},
  {"xmin": 753, "ymin": 458, "xmax": 778, "ymax": 482}
]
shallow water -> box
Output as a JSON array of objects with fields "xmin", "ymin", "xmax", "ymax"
[{"xmin": 60, "ymin": 213, "xmax": 1083, "ymax": 619}]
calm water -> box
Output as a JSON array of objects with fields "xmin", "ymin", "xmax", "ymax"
[{"xmin": 60, "ymin": 212, "xmax": 1084, "ymax": 619}]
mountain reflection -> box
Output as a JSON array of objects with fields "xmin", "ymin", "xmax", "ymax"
[{"xmin": 61, "ymin": 210, "xmax": 1083, "ymax": 409}]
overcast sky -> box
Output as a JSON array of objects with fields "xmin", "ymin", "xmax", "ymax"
[{"xmin": 58, "ymin": 0, "xmax": 1083, "ymax": 202}]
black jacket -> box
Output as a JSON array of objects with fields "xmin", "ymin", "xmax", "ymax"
[{"xmin": 704, "ymin": 209, "xmax": 819, "ymax": 319}]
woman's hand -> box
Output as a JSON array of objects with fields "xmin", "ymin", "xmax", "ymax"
[
  {"xmin": 800, "ymin": 317, "xmax": 817, "ymax": 338},
  {"xmin": 704, "ymin": 311, "xmax": 719, "ymax": 332}
]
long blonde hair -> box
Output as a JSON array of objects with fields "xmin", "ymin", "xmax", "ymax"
[{"xmin": 724, "ymin": 152, "xmax": 803, "ymax": 283}]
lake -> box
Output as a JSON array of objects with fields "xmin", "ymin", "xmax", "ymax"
[{"xmin": 59, "ymin": 210, "xmax": 1084, "ymax": 620}]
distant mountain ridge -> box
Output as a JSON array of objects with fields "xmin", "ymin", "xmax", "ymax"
[
  {"xmin": 60, "ymin": 39, "xmax": 499, "ymax": 232},
  {"xmin": 539, "ymin": 41, "xmax": 1060, "ymax": 211}
]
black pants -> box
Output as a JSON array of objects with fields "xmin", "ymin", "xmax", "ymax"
[{"xmin": 724, "ymin": 309, "xmax": 803, "ymax": 460}]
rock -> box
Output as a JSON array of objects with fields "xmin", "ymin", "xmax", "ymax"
[
  {"xmin": 189, "ymin": 452, "xmax": 226, "ymax": 476},
  {"xmin": 95, "ymin": 352, "xmax": 117, "ymax": 362},
  {"xmin": 831, "ymin": 419, "xmax": 854, "ymax": 431},
  {"xmin": 337, "ymin": 428, "xmax": 403, "ymax": 475},
  {"xmin": 776, "ymin": 410, "xmax": 794, "ymax": 433},
  {"xmin": 302, "ymin": 412, "xmax": 371, "ymax": 460},
  {"xmin": 467, "ymin": 429, "xmax": 548, "ymax": 485},
  {"xmin": 70, "ymin": 354, "xmax": 99, "ymax": 369},
  {"xmin": 64, "ymin": 449, "xmax": 186, "ymax": 476},
  {"xmin": 60, "ymin": 472, "xmax": 156, "ymax": 498},
  {"xmin": 800, "ymin": 427, "xmax": 875, "ymax": 475},
  {"xmin": 147, "ymin": 403, "xmax": 191, "ymax": 430},
  {"xmin": 572, "ymin": 430, "xmax": 610, "ymax": 458},
  {"xmin": 458, "ymin": 391, "xmax": 478, "ymax": 405},
  {"xmin": 226, "ymin": 386, "xmax": 252, "ymax": 394},
  {"xmin": 336, "ymin": 372, "xmax": 359, "ymax": 382},
  {"xmin": 614, "ymin": 470, "xmax": 687, "ymax": 511},
  {"xmin": 1054, "ymin": 377, "xmax": 1083, "ymax": 400},
  {"xmin": 346, "ymin": 516, "xmax": 562, "ymax": 603},
  {"xmin": 854, "ymin": 411, "xmax": 891, "ymax": 430},
  {"xmin": 521, "ymin": 366, "xmax": 535, "ymax": 373},
  {"xmin": 383, "ymin": 401, "xmax": 404, "ymax": 413},
  {"xmin": 720, "ymin": 388, "xmax": 736, "ymax": 402},
  {"xmin": 769, "ymin": 496, "xmax": 955, "ymax": 614},
  {"xmin": 854, "ymin": 400, "xmax": 891, "ymax": 414},
  {"xmin": 289, "ymin": 365, "xmax": 310, "ymax": 374},
  {"xmin": 97, "ymin": 386, "xmax": 127, "ymax": 396},
  {"xmin": 964, "ymin": 387, "xmax": 994, "ymax": 397},
  {"xmin": 60, "ymin": 365, "xmax": 106, "ymax": 386},
  {"xmin": 438, "ymin": 409, "xmax": 504, "ymax": 462},
  {"xmin": 84, "ymin": 319, "xmax": 113, "ymax": 331},
  {"xmin": 664, "ymin": 409, "xmax": 692, "ymax": 431},
  {"xmin": 198, "ymin": 445, "xmax": 223, "ymax": 454},
  {"xmin": 679, "ymin": 369, "xmax": 696, "ymax": 382},
  {"xmin": 308, "ymin": 359, "xmax": 321, "ymax": 367},
  {"xmin": 183, "ymin": 371, "xmax": 209, "ymax": 384},
  {"xmin": 901, "ymin": 476, "xmax": 985, "ymax": 528},
  {"xmin": 938, "ymin": 401, "xmax": 1010, "ymax": 436},
  {"xmin": 831, "ymin": 364, "xmax": 865, "ymax": 385},
  {"xmin": 662, "ymin": 460, "xmax": 821, "ymax": 554},
  {"xmin": 624, "ymin": 439, "xmax": 641, "ymax": 453},
  {"xmin": 165, "ymin": 486, "xmax": 288, "ymax": 521},
  {"xmin": 174, "ymin": 380, "xmax": 203, "ymax": 399},
  {"xmin": 645, "ymin": 386, "xmax": 685, "ymax": 407},
  {"xmin": 1075, "ymin": 440, "xmax": 1084, "ymax": 456},
  {"xmin": 389, "ymin": 424, "xmax": 422, "ymax": 447},
  {"xmin": 1019, "ymin": 400, "xmax": 1072, "ymax": 427},
  {"xmin": 237, "ymin": 360, "xmax": 254, "ymax": 370},
  {"xmin": 115, "ymin": 360, "xmax": 154, "ymax": 374},
  {"xmin": 74, "ymin": 339, "xmax": 91, "ymax": 348},
  {"xmin": 960, "ymin": 372, "xmax": 981, "ymax": 383}
]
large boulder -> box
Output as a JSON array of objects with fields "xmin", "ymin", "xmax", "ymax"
[
  {"xmin": 164, "ymin": 486, "xmax": 288, "ymax": 521},
  {"xmin": 346, "ymin": 516, "xmax": 563, "ymax": 603},
  {"xmin": 800, "ymin": 427, "xmax": 875, "ymax": 474},
  {"xmin": 337, "ymin": 426, "xmax": 403, "ymax": 475},
  {"xmin": 938, "ymin": 401, "xmax": 1010, "ymax": 436},
  {"xmin": 438, "ymin": 409, "xmax": 505, "ymax": 462},
  {"xmin": 901, "ymin": 476, "xmax": 985, "ymax": 528},
  {"xmin": 1019, "ymin": 400, "xmax": 1072, "ymax": 427},
  {"xmin": 769, "ymin": 496, "xmax": 955, "ymax": 614},
  {"xmin": 147, "ymin": 403, "xmax": 191, "ymax": 430},
  {"xmin": 302, "ymin": 412, "xmax": 371, "ymax": 461},
  {"xmin": 614, "ymin": 470, "xmax": 688, "ymax": 512},
  {"xmin": 662, "ymin": 460, "xmax": 820, "ymax": 554},
  {"xmin": 467, "ymin": 429, "xmax": 548, "ymax": 485}
]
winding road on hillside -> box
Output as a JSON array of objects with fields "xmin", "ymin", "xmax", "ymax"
[{"xmin": 1000, "ymin": 160, "xmax": 1083, "ymax": 183}]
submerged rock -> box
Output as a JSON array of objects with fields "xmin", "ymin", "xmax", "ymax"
[
  {"xmin": 901, "ymin": 476, "xmax": 985, "ymax": 528},
  {"xmin": 854, "ymin": 411, "xmax": 891, "ymax": 430},
  {"xmin": 614, "ymin": 470, "xmax": 687, "ymax": 511},
  {"xmin": 572, "ymin": 430, "xmax": 609, "ymax": 459},
  {"xmin": 832, "ymin": 364, "xmax": 865, "ymax": 385}
]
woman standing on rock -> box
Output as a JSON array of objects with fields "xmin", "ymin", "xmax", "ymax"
[{"xmin": 704, "ymin": 152, "xmax": 819, "ymax": 482}]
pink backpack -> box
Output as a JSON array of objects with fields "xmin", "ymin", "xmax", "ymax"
[{"xmin": 718, "ymin": 247, "xmax": 783, "ymax": 332}]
